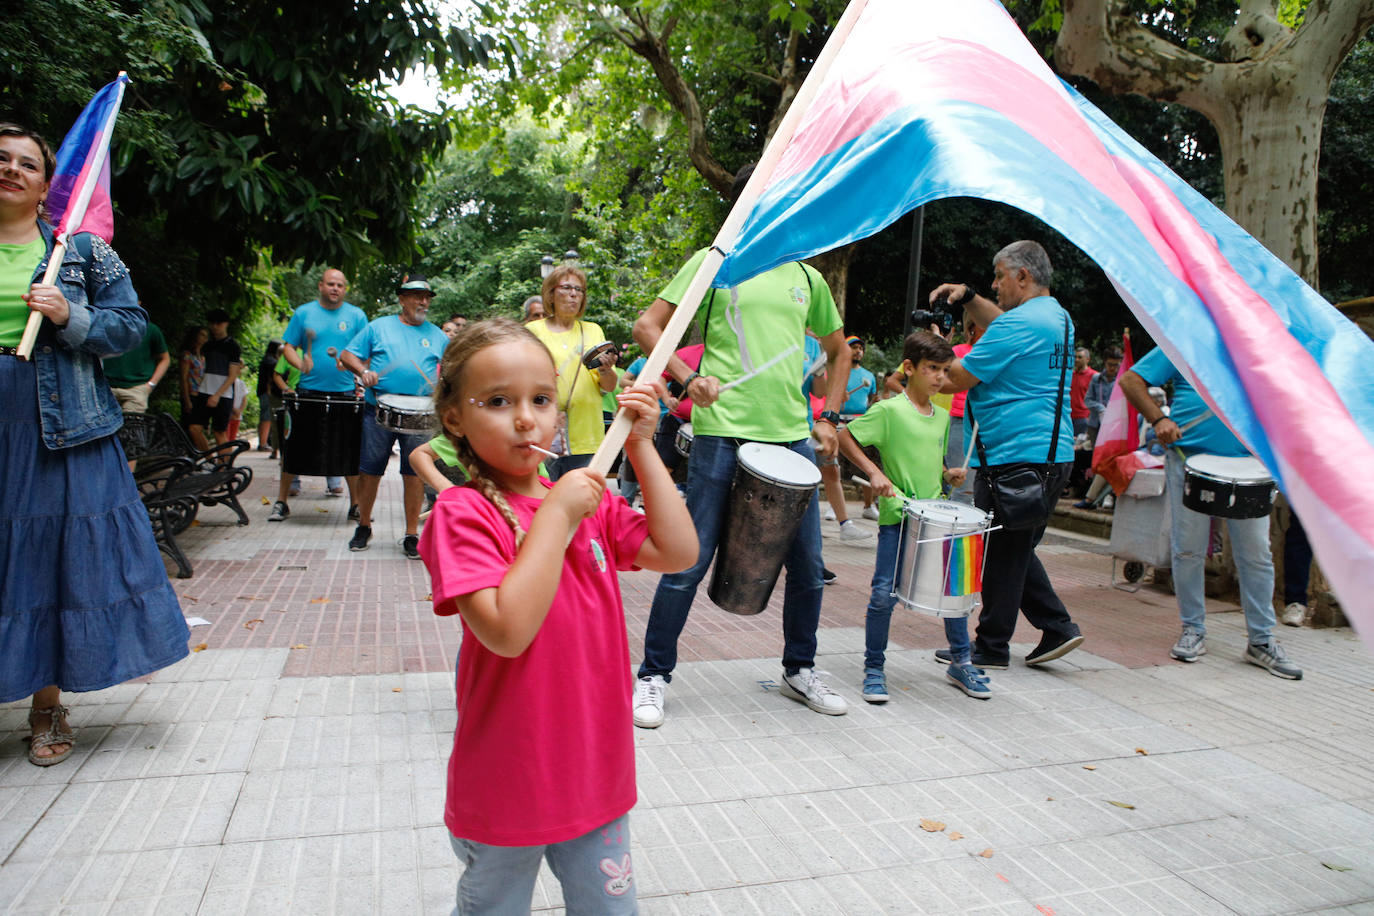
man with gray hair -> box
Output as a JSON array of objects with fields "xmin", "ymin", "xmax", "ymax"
[{"xmin": 929, "ymin": 240, "xmax": 1083, "ymax": 671}]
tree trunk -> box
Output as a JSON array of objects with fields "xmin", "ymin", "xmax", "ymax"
[
  {"xmin": 807, "ymin": 245, "xmax": 855, "ymax": 318},
  {"xmin": 1215, "ymin": 68, "xmax": 1328, "ymax": 285}
]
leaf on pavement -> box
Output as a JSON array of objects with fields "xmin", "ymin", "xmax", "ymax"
[
  {"xmin": 1135, "ymin": 747, "xmax": 1148, "ymax": 755},
  {"xmin": 1322, "ymin": 862, "xmax": 1353, "ymax": 872},
  {"xmin": 290, "ymin": 643, "xmax": 309, "ymax": 649},
  {"xmin": 919, "ymin": 818, "xmax": 946, "ymax": 833},
  {"xmin": 243, "ymin": 618, "xmax": 263, "ymax": 630},
  {"xmin": 309, "ymin": 597, "xmax": 330, "ymax": 604},
  {"xmin": 948, "ymin": 831, "xmax": 964, "ymax": 841},
  {"xmin": 1083, "ymin": 764, "xmax": 1097, "ymax": 770},
  {"xmin": 191, "ymin": 642, "xmax": 208, "ymax": 652},
  {"xmin": 979, "ymin": 848, "xmax": 994, "ymax": 858},
  {"xmin": 1107, "ymin": 800, "xmax": 1136, "ymax": 809}
]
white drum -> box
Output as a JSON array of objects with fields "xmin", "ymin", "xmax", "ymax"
[
  {"xmin": 375, "ymin": 393, "xmax": 436, "ymax": 434},
  {"xmin": 893, "ymin": 499, "xmax": 991, "ymax": 618}
]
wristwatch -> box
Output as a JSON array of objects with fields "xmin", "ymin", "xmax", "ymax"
[{"xmin": 818, "ymin": 410, "xmax": 842, "ymax": 426}]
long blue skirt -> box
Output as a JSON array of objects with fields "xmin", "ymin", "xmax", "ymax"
[{"xmin": 0, "ymin": 356, "xmax": 189, "ymax": 703}]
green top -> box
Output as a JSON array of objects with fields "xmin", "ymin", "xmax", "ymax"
[
  {"xmin": 844, "ymin": 394, "xmax": 950, "ymax": 526},
  {"xmin": 659, "ymin": 248, "xmax": 841, "ymax": 442},
  {"xmin": 601, "ymin": 368, "xmax": 622, "ymax": 414},
  {"xmin": 274, "ymin": 353, "xmax": 301, "ymax": 389},
  {"xmin": 0, "ymin": 238, "xmax": 45, "ymax": 347},
  {"xmin": 103, "ymin": 321, "xmax": 168, "ymax": 388}
]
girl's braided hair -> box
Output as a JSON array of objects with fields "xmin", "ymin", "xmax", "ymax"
[{"xmin": 435, "ymin": 317, "xmax": 556, "ymax": 546}]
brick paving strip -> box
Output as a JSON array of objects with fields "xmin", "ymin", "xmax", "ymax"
[{"xmin": 2, "ymin": 447, "xmax": 1371, "ymax": 913}]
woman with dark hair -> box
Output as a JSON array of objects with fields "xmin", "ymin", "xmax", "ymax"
[
  {"xmin": 525, "ymin": 265, "xmax": 618, "ymax": 478},
  {"xmin": 255, "ymin": 339, "xmax": 281, "ymax": 452},
  {"xmin": 0, "ymin": 122, "xmax": 188, "ymax": 766},
  {"xmin": 178, "ymin": 323, "xmax": 208, "ymax": 431}
]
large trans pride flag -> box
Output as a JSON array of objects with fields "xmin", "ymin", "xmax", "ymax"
[{"xmin": 717, "ymin": 0, "xmax": 1374, "ymax": 645}]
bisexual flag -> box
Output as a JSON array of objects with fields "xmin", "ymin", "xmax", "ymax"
[{"xmin": 46, "ymin": 73, "xmax": 128, "ymax": 243}]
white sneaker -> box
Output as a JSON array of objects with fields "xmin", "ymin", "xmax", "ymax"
[
  {"xmin": 780, "ymin": 668, "xmax": 848, "ymax": 715},
  {"xmin": 821, "ymin": 506, "xmax": 836, "ymax": 521},
  {"xmin": 633, "ymin": 675, "xmax": 666, "ymax": 728},
  {"xmin": 839, "ymin": 520, "xmax": 872, "ymax": 541},
  {"xmin": 1281, "ymin": 602, "xmax": 1306, "ymax": 627},
  {"xmin": 862, "ymin": 506, "xmax": 880, "ymax": 521}
]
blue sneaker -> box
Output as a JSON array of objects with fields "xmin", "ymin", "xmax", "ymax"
[
  {"xmin": 861, "ymin": 668, "xmax": 889, "ymax": 704},
  {"xmin": 946, "ymin": 662, "xmax": 992, "ymax": 699}
]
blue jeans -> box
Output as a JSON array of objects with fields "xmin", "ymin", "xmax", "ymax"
[
  {"xmin": 865, "ymin": 524, "xmax": 970, "ymax": 669},
  {"xmin": 359, "ymin": 406, "xmax": 428, "ymax": 477},
  {"xmin": 1165, "ymin": 452, "xmax": 1276, "ymax": 644},
  {"xmin": 449, "ymin": 814, "xmax": 636, "ymax": 915},
  {"xmin": 638, "ymin": 434, "xmax": 824, "ymax": 680}
]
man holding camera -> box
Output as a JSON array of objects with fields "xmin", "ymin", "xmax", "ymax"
[{"xmin": 931, "ymin": 240, "xmax": 1083, "ymax": 670}]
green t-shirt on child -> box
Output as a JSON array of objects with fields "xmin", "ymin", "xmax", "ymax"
[{"xmin": 845, "ymin": 395, "xmax": 949, "ymax": 526}]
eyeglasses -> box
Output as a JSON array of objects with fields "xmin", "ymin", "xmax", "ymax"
[{"xmin": 556, "ymin": 284, "xmax": 585, "ymax": 294}]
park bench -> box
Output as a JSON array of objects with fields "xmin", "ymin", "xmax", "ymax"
[{"xmin": 116, "ymin": 412, "xmax": 253, "ymax": 578}]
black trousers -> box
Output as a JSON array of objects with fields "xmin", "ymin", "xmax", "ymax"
[{"xmin": 973, "ymin": 462, "xmax": 1078, "ymax": 661}]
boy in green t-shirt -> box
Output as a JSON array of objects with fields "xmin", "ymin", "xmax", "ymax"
[{"xmin": 840, "ymin": 332, "xmax": 988, "ymax": 702}]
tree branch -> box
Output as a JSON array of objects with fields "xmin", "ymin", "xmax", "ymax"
[
  {"xmin": 1290, "ymin": 0, "xmax": 1374, "ymax": 86},
  {"xmin": 764, "ymin": 26, "xmax": 803, "ymax": 144}
]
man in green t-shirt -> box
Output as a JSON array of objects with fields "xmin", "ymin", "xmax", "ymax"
[
  {"xmin": 102, "ymin": 316, "xmax": 169, "ymax": 413},
  {"xmin": 629, "ymin": 165, "xmax": 854, "ymax": 729}
]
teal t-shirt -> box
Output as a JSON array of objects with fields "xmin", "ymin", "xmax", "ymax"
[
  {"xmin": 960, "ymin": 296, "xmax": 1074, "ymax": 466},
  {"xmin": 102, "ymin": 321, "xmax": 168, "ymax": 388},
  {"xmin": 1131, "ymin": 347, "xmax": 1247, "ymax": 457},
  {"xmin": 845, "ymin": 395, "xmax": 949, "ymax": 525},
  {"xmin": 283, "ymin": 300, "xmax": 369, "ymax": 393},
  {"xmin": 345, "ymin": 315, "xmax": 447, "ymax": 406},
  {"xmin": 660, "ymin": 248, "xmax": 842, "ymax": 443},
  {"xmin": 841, "ymin": 365, "xmax": 877, "ymax": 416}
]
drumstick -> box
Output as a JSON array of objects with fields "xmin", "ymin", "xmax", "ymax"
[
  {"xmin": 851, "ymin": 474, "xmax": 911, "ymax": 504},
  {"xmin": 718, "ymin": 344, "xmax": 801, "ymax": 392},
  {"xmin": 961, "ymin": 420, "xmax": 979, "ymax": 472}
]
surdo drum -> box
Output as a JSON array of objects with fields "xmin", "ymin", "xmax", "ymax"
[
  {"xmin": 893, "ymin": 499, "xmax": 991, "ymax": 618},
  {"xmin": 1182, "ymin": 454, "xmax": 1276, "ymax": 519},
  {"xmin": 281, "ymin": 390, "xmax": 363, "ymax": 478},
  {"xmin": 375, "ymin": 394, "xmax": 436, "ymax": 434},
  {"xmin": 708, "ymin": 443, "xmax": 822, "ymax": 616}
]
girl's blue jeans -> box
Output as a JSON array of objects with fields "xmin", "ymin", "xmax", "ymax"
[{"xmin": 866, "ymin": 523, "xmax": 970, "ymax": 669}]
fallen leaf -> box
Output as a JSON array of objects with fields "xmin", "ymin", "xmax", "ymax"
[
  {"xmin": 979, "ymin": 849, "xmax": 994, "ymax": 858},
  {"xmin": 190, "ymin": 520, "xmax": 201, "ymax": 527},
  {"xmin": 183, "ymin": 595, "xmax": 199, "ymax": 602},
  {"xmin": 1046, "ymin": 796, "xmax": 1055, "ymax": 801},
  {"xmin": 316, "ymin": 507, "xmax": 328, "ymax": 513},
  {"xmin": 243, "ymin": 619, "xmax": 263, "ymax": 630},
  {"xmin": 1036, "ymin": 906, "xmax": 1056, "ymax": 915},
  {"xmin": 948, "ymin": 831, "xmax": 964, "ymax": 841},
  {"xmin": 1322, "ymin": 862, "xmax": 1353, "ymax": 872},
  {"xmin": 392, "ymin": 687, "xmax": 404, "ymax": 693},
  {"xmin": 1135, "ymin": 747, "xmax": 1148, "ymax": 755},
  {"xmin": 236, "ymin": 595, "xmax": 263, "ymax": 601},
  {"xmin": 919, "ymin": 818, "xmax": 946, "ymax": 833},
  {"xmin": 191, "ymin": 642, "xmax": 208, "ymax": 653},
  {"xmin": 1107, "ymin": 800, "xmax": 1136, "ymax": 809},
  {"xmin": 309, "ymin": 597, "xmax": 330, "ymax": 604},
  {"xmin": 261, "ymin": 497, "xmax": 270, "ymax": 505},
  {"xmin": 1083, "ymin": 764, "xmax": 1097, "ymax": 771},
  {"xmin": 290, "ymin": 643, "xmax": 309, "ymax": 650}
]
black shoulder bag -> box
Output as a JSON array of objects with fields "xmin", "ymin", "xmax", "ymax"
[{"xmin": 966, "ymin": 314, "xmax": 1070, "ymax": 530}]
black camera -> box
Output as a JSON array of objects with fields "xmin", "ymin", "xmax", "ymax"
[{"xmin": 911, "ymin": 301, "xmax": 954, "ymax": 335}]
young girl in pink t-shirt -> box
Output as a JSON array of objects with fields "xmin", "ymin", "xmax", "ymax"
[{"xmin": 418, "ymin": 318, "xmax": 696, "ymax": 914}]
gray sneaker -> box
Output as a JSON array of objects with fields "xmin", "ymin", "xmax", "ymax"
[
  {"xmin": 1246, "ymin": 640, "xmax": 1303, "ymax": 680},
  {"xmin": 1171, "ymin": 627, "xmax": 1206, "ymax": 662}
]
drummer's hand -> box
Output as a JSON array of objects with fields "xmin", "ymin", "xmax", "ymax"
[
  {"xmin": 1153, "ymin": 417, "xmax": 1181, "ymax": 445},
  {"xmin": 685, "ymin": 375, "xmax": 720, "ymax": 408},
  {"xmin": 870, "ymin": 471, "xmax": 898, "ymax": 499},
  {"xmin": 811, "ymin": 419, "xmax": 838, "ymax": 458},
  {"xmin": 23, "ymin": 283, "xmax": 70, "ymax": 327},
  {"xmin": 617, "ymin": 384, "xmax": 660, "ymax": 442},
  {"xmin": 943, "ymin": 467, "xmax": 968, "ymax": 487},
  {"xmin": 545, "ymin": 468, "xmax": 605, "ymax": 526},
  {"xmin": 359, "ymin": 370, "xmax": 379, "ymax": 388},
  {"xmin": 302, "ymin": 355, "xmax": 314, "ymax": 375}
]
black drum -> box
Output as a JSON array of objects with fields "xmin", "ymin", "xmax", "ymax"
[
  {"xmin": 708, "ymin": 443, "xmax": 821, "ymax": 615},
  {"xmin": 1182, "ymin": 454, "xmax": 1276, "ymax": 519},
  {"xmin": 282, "ymin": 390, "xmax": 363, "ymax": 477}
]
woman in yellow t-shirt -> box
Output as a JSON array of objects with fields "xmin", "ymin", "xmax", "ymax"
[{"xmin": 526, "ymin": 265, "xmax": 618, "ymax": 479}]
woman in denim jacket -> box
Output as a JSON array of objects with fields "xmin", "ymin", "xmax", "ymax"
[{"xmin": 0, "ymin": 123, "xmax": 188, "ymax": 766}]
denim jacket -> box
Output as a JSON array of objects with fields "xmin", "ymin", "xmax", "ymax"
[{"xmin": 29, "ymin": 221, "xmax": 146, "ymax": 449}]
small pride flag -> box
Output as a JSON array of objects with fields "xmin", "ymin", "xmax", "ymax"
[
  {"xmin": 942, "ymin": 532, "xmax": 985, "ymax": 597},
  {"xmin": 46, "ymin": 73, "xmax": 128, "ymax": 243}
]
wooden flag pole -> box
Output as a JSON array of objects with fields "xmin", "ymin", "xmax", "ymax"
[
  {"xmin": 586, "ymin": 0, "xmax": 871, "ymax": 477},
  {"xmin": 17, "ymin": 72, "xmax": 128, "ymax": 361}
]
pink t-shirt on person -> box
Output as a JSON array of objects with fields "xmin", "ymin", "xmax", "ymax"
[
  {"xmin": 418, "ymin": 481, "xmax": 650, "ymax": 847},
  {"xmin": 950, "ymin": 342, "xmax": 972, "ymax": 418}
]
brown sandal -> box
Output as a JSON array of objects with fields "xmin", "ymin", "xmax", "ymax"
[{"xmin": 27, "ymin": 704, "xmax": 76, "ymax": 767}]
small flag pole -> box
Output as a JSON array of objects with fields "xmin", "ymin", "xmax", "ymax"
[
  {"xmin": 17, "ymin": 73, "xmax": 128, "ymax": 361},
  {"xmin": 587, "ymin": 1, "xmax": 871, "ymax": 476}
]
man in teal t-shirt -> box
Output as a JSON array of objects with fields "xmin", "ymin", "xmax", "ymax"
[
  {"xmin": 102, "ymin": 317, "xmax": 169, "ymax": 413},
  {"xmin": 934, "ymin": 240, "xmax": 1083, "ymax": 671},
  {"xmin": 628, "ymin": 165, "xmax": 855, "ymax": 728}
]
